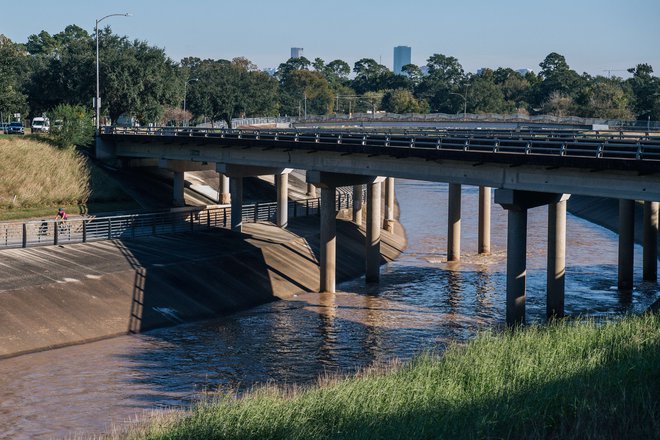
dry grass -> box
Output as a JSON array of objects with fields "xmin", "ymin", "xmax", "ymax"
[{"xmin": 0, "ymin": 137, "xmax": 90, "ymax": 209}]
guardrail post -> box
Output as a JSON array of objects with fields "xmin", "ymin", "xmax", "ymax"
[
  {"xmin": 22, "ymin": 223, "xmax": 27, "ymax": 248},
  {"xmin": 82, "ymin": 220, "xmax": 87, "ymax": 243},
  {"xmin": 108, "ymin": 218, "xmax": 112, "ymax": 239},
  {"xmin": 306, "ymin": 199, "xmax": 310, "ymax": 217},
  {"xmin": 207, "ymin": 209, "xmax": 211, "ymax": 229},
  {"xmin": 254, "ymin": 203, "xmax": 259, "ymax": 222},
  {"xmin": 54, "ymin": 221, "xmax": 59, "ymax": 245}
]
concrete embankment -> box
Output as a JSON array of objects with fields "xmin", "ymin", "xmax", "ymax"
[
  {"xmin": 568, "ymin": 195, "xmax": 660, "ymax": 256},
  {"xmin": 0, "ymin": 215, "xmax": 406, "ymax": 359}
]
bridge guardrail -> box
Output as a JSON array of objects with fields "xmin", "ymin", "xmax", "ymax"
[{"xmin": 0, "ymin": 193, "xmax": 354, "ymax": 250}]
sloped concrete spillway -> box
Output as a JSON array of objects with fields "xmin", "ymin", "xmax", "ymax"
[{"xmin": 0, "ymin": 215, "xmax": 406, "ymax": 359}]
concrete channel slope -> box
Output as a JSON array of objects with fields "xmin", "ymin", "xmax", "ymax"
[{"xmin": 0, "ymin": 215, "xmax": 406, "ymax": 359}]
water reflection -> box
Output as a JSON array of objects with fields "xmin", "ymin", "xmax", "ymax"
[{"xmin": 0, "ymin": 181, "xmax": 657, "ymax": 439}]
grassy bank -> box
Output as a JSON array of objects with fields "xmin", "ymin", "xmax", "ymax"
[
  {"xmin": 119, "ymin": 313, "xmax": 659, "ymax": 439},
  {"xmin": 0, "ymin": 137, "xmax": 137, "ymax": 220}
]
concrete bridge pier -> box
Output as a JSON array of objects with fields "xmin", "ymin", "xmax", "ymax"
[
  {"xmin": 447, "ymin": 183, "xmax": 461, "ymax": 262},
  {"xmin": 230, "ymin": 177, "xmax": 243, "ymax": 232},
  {"xmin": 308, "ymin": 171, "xmax": 385, "ymax": 292},
  {"xmin": 547, "ymin": 195, "xmax": 570, "ymax": 318},
  {"xmin": 217, "ymin": 164, "xmax": 293, "ymax": 232},
  {"xmin": 643, "ymin": 201, "xmax": 658, "ymax": 281},
  {"xmin": 159, "ymin": 159, "xmax": 215, "ymax": 207},
  {"xmin": 353, "ymin": 185, "xmax": 364, "ymax": 225},
  {"xmin": 478, "ymin": 186, "xmax": 491, "ymax": 255},
  {"xmin": 307, "ymin": 183, "xmax": 317, "ymax": 197},
  {"xmin": 275, "ymin": 173, "xmax": 289, "ymax": 228},
  {"xmin": 367, "ymin": 181, "xmax": 382, "ymax": 282},
  {"xmin": 496, "ymin": 189, "xmax": 567, "ymax": 325},
  {"xmin": 618, "ymin": 199, "xmax": 635, "ymax": 291},
  {"xmin": 383, "ymin": 177, "xmax": 395, "ymax": 233},
  {"xmin": 218, "ymin": 173, "xmax": 230, "ymax": 204}
]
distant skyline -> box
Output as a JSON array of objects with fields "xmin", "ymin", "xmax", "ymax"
[{"xmin": 3, "ymin": 0, "xmax": 659, "ymax": 77}]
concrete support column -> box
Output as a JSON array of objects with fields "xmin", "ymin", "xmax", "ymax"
[
  {"xmin": 352, "ymin": 185, "xmax": 363, "ymax": 225},
  {"xmin": 218, "ymin": 173, "xmax": 230, "ymax": 204},
  {"xmin": 478, "ymin": 186, "xmax": 491, "ymax": 255},
  {"xmin": 172, "ymin": 170, "xmax": 185, "ymax": 207},
  {"xmin": 307, "ymin": 183, "xmax": 317, "ymax": 197},
  {"xmin": 506, "ymin": 208, "xmax": 528, "ymax": 325},
  {"xmin": 320, "ymin": 187, "xmax": 337, "ymax": 293},
  {"xmin": 447, "ymin": 183, "xmax": 461, "ymax": 262},
  {"xmin": 383, "ymin": 177, "xmax": 395, "ymax": 232},
  {"xmin": 618, "ymin": 199, "xmax": 635, "ymax": 291},
  {"xmin": 230, "ymin": 177, "xmax": 243, "ymax": 232},
  {"xmin": 276, "ymin": 173, "xmax": 288, "ymax": 228},
  {"xmin": 547, "ymin": 199, "xmax": 567, "ymax": 319},
  {"xmin": 643, "ymin": 201, "xmax": 658, "ymax": 281},
  {"xmin": 366, "ymin": 181, "xmax": 382, "ymax": 283}
]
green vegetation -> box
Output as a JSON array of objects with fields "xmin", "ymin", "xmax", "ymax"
[
  {"xmin": 1, "ymin": 28, "xmax": 658, "ymax": 129},
  {"xmin": 0, "ymin": 137, "xmax": 136, "ymax": 220},
  {"xmin": 48, "ymin": 103, "xmax": 94, "ymax": 148},
  {"xmin": 119, "ymin": 313, "xmax": 659, "ymax": 439}
]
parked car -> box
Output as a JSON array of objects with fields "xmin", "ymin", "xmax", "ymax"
[
  {"xmin": 6, "ymin": 122, "xmax": 25, "ymax": 135},
  {"xmin": 31, "ymin": 117, "xmax": 50, "ymax": 133}
]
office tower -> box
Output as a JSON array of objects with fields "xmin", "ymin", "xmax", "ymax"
[
  {"xmin": 291, "ymin": 47, "xmax": 304, "ymax": 59},
  {"xmin": 393, "ymin": 45, "xmax": 411, "ymax": 74}
]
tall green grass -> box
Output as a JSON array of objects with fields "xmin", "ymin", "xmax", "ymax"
[
  {"xmin": 119, "ymin": 313, "xmax": 659, "ymax": 439},
  {"xmin": 0, "ymin": 137, "xmax": 136, "ymax": 218}
]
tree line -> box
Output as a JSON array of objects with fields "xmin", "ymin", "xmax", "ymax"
[{"xmin": 1, "ymin": 25, "xmax": 658, "ymax": 129}]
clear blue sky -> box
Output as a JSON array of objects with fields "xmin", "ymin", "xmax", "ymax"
[{"xmin": 3, "ymin": 0, "xmax": 659, "ymax": 76}]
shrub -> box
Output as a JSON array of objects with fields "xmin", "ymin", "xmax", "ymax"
[{"xmin": 49, "ymin": 103, "xmax": 94, "ymax": 149}]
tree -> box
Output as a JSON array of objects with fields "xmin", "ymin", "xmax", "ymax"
[
  {"xmin": 49, "ymin": 103, "xmax": 94, "ymax": 148},
  {"xmin": 534, "ymin": 52, "xmax": 583, "ymax": 107},
  {"xmin": 279, "ymin": 70, "xmax": 333, "ymax": 117},
  {"xmin": 575, "ymin": 77, "xmax": 633, "ymax": 119},
  {"xmin": 351, "ymin": 58, "xmax": 392, "ymax": 94},
  {"xmin": 417, "ymin": 54, "xmax": 466, "ymax": 113},
  {"xmin": 0, "ymin": 35, "xmax": 29, "ymax": 121},
  {"xmin": 381, "ymin": 89, "xmax": 429, "ymax": 114},
  {"xmin": 467, "ymin": 76, "xmax": 509, "ymax": 114},
  {"xmin": 627, "ymin": 63, "xmax": 660, "ymax": 120}
]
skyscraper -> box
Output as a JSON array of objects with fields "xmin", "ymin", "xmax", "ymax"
[
  {"xmin": 393, "ymin": 46, "xmax": 411, "ymax": 74},
  {"xmin": 291, "ymin": 47, "xmax": 304, "ymax": 59}
]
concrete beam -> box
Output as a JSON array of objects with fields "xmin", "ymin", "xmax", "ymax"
[
  {"xmin": 495, "ymin": 189, "xmax": 564, "ymax": 211},
  {"xmin": 114, "ymin": 142, "xmax": 660, "ymax": 201},
  {"xmin": 306, "ymin": 170, "xmax": 385, "ymax": 189},
  {"xmin": 159, "ymin": 159, "xmax": 215, "ymax": 172},
  {"xmin": 216, "ymin": 163, "xmax": 292, "ymax": 177}
]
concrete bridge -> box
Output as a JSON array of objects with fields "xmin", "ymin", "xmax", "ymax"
[{"xmin": 98, "ymin": 127, "xmax": 660, "ymax": 325}]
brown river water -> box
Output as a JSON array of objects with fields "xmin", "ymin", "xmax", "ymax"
[{"xmin": 0, "ymin": 180, "xmax": 657, "ymax": 439}]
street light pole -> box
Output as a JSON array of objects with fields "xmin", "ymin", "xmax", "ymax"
[
  {"xmin": 96, "ymin": 12, "xmax": 130, "ymax": 134},
  {"xmin": 450, "ymin": 84, "xmax": 470, "ymax": 120}
]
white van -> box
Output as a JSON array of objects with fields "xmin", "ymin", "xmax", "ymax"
[{"xmin": 31, "ymin": 117, "xmax": 50, "ymax": 133}]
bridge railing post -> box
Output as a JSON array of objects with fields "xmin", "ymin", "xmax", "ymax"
[{"xmin": 22, "ymin": 223, "xmax": 27, "ymax": 248}]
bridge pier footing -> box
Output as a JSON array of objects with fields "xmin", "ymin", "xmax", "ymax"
[
  {"xmin": 366, "ymin": 181, "xmax": 382, "ymax": 282},
  {"xmin": 643, "ymin": 201, "xmax": 658, "ymax": 282},
  {"xmin": 447, "ymin": 183, "xmax": 461, "ymax": 262},
  {"xmin": 618, "ymin": 199, "xmax": 635, "ymax": 291}
]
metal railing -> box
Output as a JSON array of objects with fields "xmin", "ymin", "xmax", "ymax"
[{"xmin": 0, "ymin": 193, "xmax": 354, "ymax": 250}]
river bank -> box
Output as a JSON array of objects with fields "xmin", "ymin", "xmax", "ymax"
[{"xmin": 0, "ymin": 214, "xmax": 406, "ymax": 359}]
